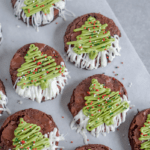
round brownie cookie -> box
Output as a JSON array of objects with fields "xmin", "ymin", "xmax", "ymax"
[
  {"xmin": 68, "ymin": 74, "xmax": 127, "ymax": 117},
  {"xmin": 128, "ymin": 108, "xmax": 150, "ymax": 150},
  {"xmin": 11, "ymin": 0, "xmax": 66, "ymax": 31},
  {"xmin": 10, "ymin": 43, "xmax": 69, "ymax": 103},
  {"xmin": 0, "ymin": 23, "xmax": 3, "ymax": 45},
  {"xmin": 64, "ymin": 13, "xmax": 121, "ymax": 70},
  {"xmin": 0, "ymin": 108, "xmax": 64, "ymax": 150},
  {"xmin": 75, "ymin": 144, "xmax": 112, "ymax": 150},
  {"xmin": 0, "ymin": 80, "xmax": 9, "ymax": 115},
  {"xmin": 69, "ymin": 74, "xmax": 130, "ymax": 143}
]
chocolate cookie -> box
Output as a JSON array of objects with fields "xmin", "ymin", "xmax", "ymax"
[
  {"xmin": 76, "ymin": 144, "xmax": 112, "ymax": 150},
  {"xmin": 10, "ymin": 43, "xmax": 69, "ymax": 103},
  {"xmin": 0, "ymin": 23, "xmax": 3, "ymax": 45},
  {"xmin": 11, "ymin": 0, "xmax": 66, "ymax": 31},
  {"xmin": 0, "ymin": 80, "xmax": 10, "ymax": 115},
  {"xmin": 0, "ymin": 108, "xmax": 64, "ymax": 150},
  {"xmin": 68, "ymin": 74, "xmax": 130, "ymax": 143},
  {"xmin": 128, "ymin": 108, "xmax": 150, "ymax": 150},
  {"xmin": 64, "ymin": 13, "xmax": 121, "ymax": 70}
]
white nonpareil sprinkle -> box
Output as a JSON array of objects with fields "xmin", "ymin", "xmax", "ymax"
[
  {"xmin": 128, "ymin": 82, "xmax": 132, "ymax": 87},
  {"xmin": 17, "ymin": 100, "xmax": 23, "ymax": 104}
]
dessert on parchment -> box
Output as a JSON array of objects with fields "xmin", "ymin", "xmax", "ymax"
[
  {"xmin": 11, "ymin": 0, "xmax": 74, "ymax": 31},
  {"xmin": 68, "ymin": 74, "xmax": 131, "ymax": 143},
  {"xmin": 0, "ymin": 79, "xmax": 10, "ymax": 116},
  {"xmin": 129, "ymin": 108, "xmax": 150, "ymax": 150},
  {"xmin": 75, "ymin": 144, "xmax": 112, "ymax": 150},
  {"xmin": 64, "ymin": 13, "xmax": 121, "ymax": 70},
  {"xmin": 10, "ymin": 43, "xmax": 69, "ymax": 103},
  {"xmin": 0, "ymin": 108, "xmax": 64, "ymax": 150}
]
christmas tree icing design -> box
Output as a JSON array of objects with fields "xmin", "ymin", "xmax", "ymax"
[
  {"xmin": 139, "ymin": 114, "xmax": 150, "ymax": 150},
  {"xmin": 12, "ymin": 118, "xmax": 50, "ymax": 150},
  {"xmin": 67, "ymin": 16, "xmax": 115, "ymax": 60},
  {"xmin": 22, "ymin": 0, "xmax": 61, "ymax": 17},
  {"xmin": 17, "ymin": 44, "xmax": 65, "ymax": 90},
  {"xmin": 82, "ymin": 79, "xmax": 129, "ymax": 131}
]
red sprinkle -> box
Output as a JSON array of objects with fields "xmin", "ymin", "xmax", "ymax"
[
  {"xmin": 71, "ymin": 141, "xmax": 73, "ymax": 143},
  {"xmin": 87, "ymin": 91, "xmax": 90, "ymax": 95}
]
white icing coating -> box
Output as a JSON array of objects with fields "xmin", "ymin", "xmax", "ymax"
[
  {"xmin": 0, "ymin": 91, "xmax": 11, "ymax": 115},
  {"xmin": 43, "ymin": 128, "xmax": 65, "ymax": 150},
  {"xmin": 0, "ymin": 23, "xmax": 3, "ymax": 45},
  {"xmin": 14, "ymin": 0, "xmax": 74, "ymax": 31},
  {"xmin": 70, "ymin": 95, "xmax": 130, "ymax": 144},
  {"xmin": 14, "ymin": 62, "xmax": 70, "ymax": 103},
  {"xmin": 66, "ymin": 35, "xmax": 121, "ymax": 70}
]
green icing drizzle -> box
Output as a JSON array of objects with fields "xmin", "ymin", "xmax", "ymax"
[
  {"xmin": 22, "ymin": 0, "xmax": 61, "ymax": 17},
  {"xmin": 12, "ymin": 118, "xmax": 50, "ymax": 150},
  {"xmin": 17, "ymin": 44, "xmax": 65, "ymax": 90},
  {"xmin": 139, "ymin": 114, "xmax": 150, "ymax": 150},
  {"xmin": 67, "ymin": 16, "xmax": 115, "ymax": 60},
  {"xmin": 82, "ymin": 78, "xmax": 129, "ymax": 131}
]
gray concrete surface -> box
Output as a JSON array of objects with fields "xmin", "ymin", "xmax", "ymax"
[{"xmin": 107, "ymin": 0, "xmax": 150, "ymax": 73}]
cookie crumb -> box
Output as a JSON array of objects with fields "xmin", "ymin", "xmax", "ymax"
[
  {"xmin": 62, "ymin": 116, "xmax": 64, "ymax": 118},
  {"xmin": 56, "ymin": 22, "xmax": 58, "ymax": 24},
  {"xmin": 121, "ymin": 62, "xmax": 123, "ymax": 64},
  {"xmin": 5, "ymin": 79, "xmax": 7, "ymax": 81},
  {"xmin": 113, "ymin": 71, "xmax": 115, "ymax": 73},
  {"xmin": 87, "ymin": 139, "xmax": 89, "ymax": 141},
  {"xmin": 17, "ymin": 100, "xmax": 23, "ymax": 104},
  {"xmin": 117, "ymin": 128, "xmax": 119, "ymax": 131},
  {"xmin": 122, "ymin": 78, "xmax": 125, "ymax": 80},
  {"xmin": 71, "ymin": 141, "xmax": 73, "ymax": 143}
]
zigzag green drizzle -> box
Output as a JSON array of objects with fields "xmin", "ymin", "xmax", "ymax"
[
  {"xmin": 82, "ymin": 78, "xmax": 129, "ymax": 131},
  {"xmin": 17, "ymin": 44, "xmax": 65, "ymax": 90},
  {"xmin": 22, "ymin": 0, "xmax": 61, "ymax": 17},
  {"xmin": 12, "ymin": 118, "xmax": 50, "ymax": 150},
  {"xmin": 67, "ymin": 16, "xmax": 115, "ymax": 60},
  {"xmin": 139, "ymin": 114, "xmax": 150, "ymax": 150}
]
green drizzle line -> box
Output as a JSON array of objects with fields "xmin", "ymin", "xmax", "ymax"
[
  {"xmin": 22, "ymin": 0, "xmax": 61, "ymax": 17},
  {"xmin": 12, "ymin": 118, "xmax": 50, "ymax": 150},
  {"xmin": 139, "ymin": 114, "xmax": 150, "ymax": 150},
  {"xmin": 82, "ymin": 78, "xmax": 129, "ymax": 131},
  {"xmin": 17, "ymin": 44, "xmax": 65, "ymax": 90},
  {"xmin": 67, "ymin": 16, "xmax": 115, "ymax": 60}
]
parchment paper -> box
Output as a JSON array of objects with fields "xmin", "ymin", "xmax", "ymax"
[{"xmin": 0, "ymin": 0, "xmax": 150, "ymax": 150}]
